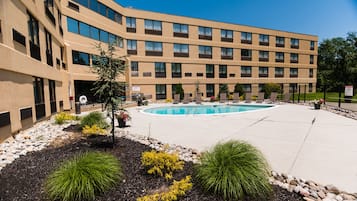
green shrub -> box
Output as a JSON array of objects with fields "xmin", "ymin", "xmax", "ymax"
[
  {"xmin": 45, "ymin": 152, "xmax": 122, "ymax": 201},
  {"xmin": 195, "ymin": 140, "xmax": 272, "ymax": 200},
  {"xmin": 80, "ymin": 111, "xmax": 109, "ymax": 129},
  {"xmin": 141, "ymin": 150, "xmax": 184, "ymax": 180}
]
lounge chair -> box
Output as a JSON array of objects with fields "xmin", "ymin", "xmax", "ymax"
[
  {"xmin": 195, "ymin": 93, "xmax": 202, "ymax": 104},
  {"xmin": 232, "ymin": 92, "xmax": 240, "ymax": 103},
  {"xmin": 173, "ymin": 94, "xmax": 180, "ymax": 104},
  {"xmin": 268, "ymin": 92, "xmax": 278, "ymax": 103},
  {"xmin": 256, "ymin": 92, "xmax": 265, "ymax": 103},
  {"xmin": 183, "ymin": 93, "xmax": 190, "ymax": 104},
  {"xmin": 244, "ymin": 93, "xmax": 252, "ymax": 103},
  {"xmin": 283, "ymin": 93, "xmax": 291, "ymax": 103},
  {"xmin": 219, "ymin": 93, "xmax": 227, "ymax": 103}
]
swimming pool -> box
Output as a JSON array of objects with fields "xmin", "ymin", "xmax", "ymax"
[{"xmin": 143, "ymin": 104, "xmax": 273, "ymax": 115}]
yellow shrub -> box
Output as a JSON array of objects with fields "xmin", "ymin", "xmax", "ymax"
[
  {"xmin": 137, "ymin": 176, "xmax": 192, "ymax": 201},
  {"xmin": 82, "ymin": 124, "xmax": 107, "ymax": 136},
  {"xmin": 55, "ymin": 112, "xmax": 78, "ymax": 124},
  {"xmin": 141, "ymin": 150, "xmax": 184, "ymax": 180}
]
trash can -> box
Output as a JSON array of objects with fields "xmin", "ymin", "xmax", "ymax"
[{"xmin": 75, "ymin": 102, "xmax": 81, "ymax": 114}]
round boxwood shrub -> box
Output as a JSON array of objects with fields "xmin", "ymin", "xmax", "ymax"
[
  {"xmin": 195, "ymin": 140, "xmax": 272, "ymax": 200},
  {"xmin": 45, "ymin": 152, "xmax": 122, "ymax": 201}
]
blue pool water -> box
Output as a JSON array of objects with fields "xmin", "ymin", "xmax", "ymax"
[{"xmin": 144, "ymin": 104, "xmax": 273, "ymax": 115}]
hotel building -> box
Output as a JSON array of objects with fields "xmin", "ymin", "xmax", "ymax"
[{"xmin": 0, "ymin": 0, "xmax": 318, "ymax": 141}]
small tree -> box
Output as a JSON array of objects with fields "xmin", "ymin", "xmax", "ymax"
[
  {"xmin": 219, "ymin": 84, "xmax": 229, "ymax": 98},
  {"xmin": 174, "ymin": 83, "xmax": 184, "ymax": 100},
  {"xmin": 263, "ymin": 83, "xmax": 281, "ymax": 98},
  {"xmin": 234, "ymin": 83, "xmax": 245, "ymax": 96},
  {"xmin": 91, "ymin": 42, "xmax": 126, "ymax": 145}
]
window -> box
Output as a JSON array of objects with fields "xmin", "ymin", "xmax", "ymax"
[
  {"xmin": 276, "ymin": 36, "xmax": 285, "ymax": 47},
  {"xmin": 173, "ymin": 23, "xmax": 188, "ymax": 37},
  {"xmin": 309, "ymin": 83, "xmax": 313, "ymax": 92},
  {"xmin": 155, "ymin": 62, "xmax": 166, "ymax": 78},
  {"xmin": 45, "ymin": 29, "xmax": 53, "ymax": 66},
  {"xmin": 156, "ymin": 84, "xmax": 167, "ymax": 100},
  {"xmin": 241, "ymin": 49, "xmax": 252, "ymax": 61},
  {"xmin": 206, "ymin": 84, "xmax": 215, "ymax": 97},
  {"xmin": 290, "ymin": 53, "xmax": 299, "ymax": 63},
  {"xmin": 49, "ymin": 80, "xmax": 57, "ymax": 114},
  {"xmin": 290, "ymin": 68, "xmax": 298, "ymax": 77},
  {"xmin": 79, "ymin": 22, "xmax": 90, "ymax": 38},
  {"xmin": 99, "ymin": 30, "xmax": 108, "ymax": 42},
  {"xmin": 219, "ymin": 65, "xmax": 227, "ymax": 78},
  {"xmin": 275, "ymin": 67, "xmax": 284, "ymax": 77},
  {"xmin": 126, "ymin": 17, "xmax": 136, "ymax": 32},
  {"xmin": 72, "ymin": 50, "xmax": 90, "ymax": 66},
  {"xmin": 199, "ymin": 46, "xmax": 212, "ymax": 58},
  {"xmin": 58, "ymin": 9, "xmax": 63, "ymax": 35},
  {"xmin": 309, "ymin": 68, "xmax": 313, "ymax": 78},
  {"xmin": 146, "ymin": 41, "xmax": 163, "ymax": 56},
  {"xmin": 171, "ymin": 63, "xmax": 182, "ymax": 78},
  {"xmin": 127, "ymin": 40, "xmax": 137, "ymax": 55},
  {"xmin": 258, "ymin": 84, "xmax": 265, "ymax": 93},
  {"xmin": 28, "ymin": 13, "xmax": 41, "ymax": 61},
  {"xmin": 241, "ymin": 66, "xmax": 252, "ymax": 77},
  {"xmin": 198, "ymin": 26, "xmax": 212, "ymax": 40},
  {"xmin": 206, "ymin": 64, "xmax": 214, "ymax": 78},
  {"xmin": 241, "ymin": 32, "xmax": 252, "ymax": 44},
  {"xmin": 259, "ymin": 51, "xmax": 269, "ymax": 62},
  {"xmin": 45, "ymin": 0, "xmax": 55, "ymax": 25},
  {"xmin": 33, "ymin": 77, "xmax": 45, "ymax": 120},
  {"xmin": 242, "ymin": 84, "xmax": 252, "ymax": 93},
  {"xmin": 289, "ymin": 83, "xmax": 297, "ymax": 93},
  {"xmin": 90, "ymin": 26, "xmax": 99, "ymax": 40},
  {"xmin": 259, "ymin": 67, "xmax": 269, "ymax": 77},
  {"xmin": 310, "ymin": 55, "xmax": 314, "ymax": 64},
  {"xmin": 67, "ymin": 17, "xmax": 79, "ymax": 33},
  {"xmin": 310, "ymin": 41, "xmax": 315, "ymax": 50},
  {"xmin": 259, "ymin": 34, "xmax": 269, "ymax": 45},
  {"xmin": 221, "ymin": 29, "xmax": 233, "ymax": 42},
  {"xmin": 291, "ymin": 38, "xmax": 299, "ymax": 48},
  {"xmin": 131, "ymin": 61, "xmax": 138, "ymax": 77},
  {"xmin": 173, "ymin": 44, "xmax": 189, "ymax": 57},
  {"xmin": 275, "ymin": 52, "xmax": 284, "ymax": 62},
  {"xmin": 89, "ymin": 0, "xmax": 98, "ymax": 11},
  {"xmin": 221, "ymin": 48, "xmax": 233, "ymax": 59},
  {"xmin": 74, "ymin": 0, "xmax": 122, "ymax": 24},
  {"xmin": 145, "ymin": 20, "xmax": 162, "ymax": 35}
]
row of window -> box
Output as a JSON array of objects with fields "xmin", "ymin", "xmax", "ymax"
[
  {"xmin": 130, "ymin": 62, "xmax": 314, "ymax": 78},
  {"xmin": 67, "ymin": 17, "xmax": 123, "ymax": 47},
  {"xmin": 125, "ymin": 17, "xmax": 315, "ymax": 50},
  {"xmin": 73, "ymin": 0, "xmax": 122, "ymax": 24},
  {"xmin": 127, "ymin": 40, "xmax": 314, "ymax": 63},
  {"xmin": 155, "ymin": 83, "xmax": 314, "ymax": 100}
]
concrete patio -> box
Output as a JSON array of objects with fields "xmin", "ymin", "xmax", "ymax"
[{"xmin": 125, "ymin": 103, "xmax": 357, "ymax": 193}]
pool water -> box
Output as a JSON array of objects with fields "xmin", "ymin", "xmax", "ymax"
[{"xmin": 144, "ymin": 104, "xmax": 273, "ymax": 115}]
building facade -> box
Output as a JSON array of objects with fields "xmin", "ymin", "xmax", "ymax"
[{"xmin": 0, "ymin": 0, "xmax": 318, "ymax": 141}]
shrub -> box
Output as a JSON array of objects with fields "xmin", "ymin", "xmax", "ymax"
[
  {"xmin": 234, "ymin": 83, "xmax": 245, "ymax": 96},
  {"xmin": 45, "ymin": 152, "xmax": 122, "ymax": 201},
  {"xmin": 195, "ymin": 141, "xmax": 272, "ymax": 200},
  {"xmin": 263, "ymin": 83, "xmax": 282, "ymax": 98},
  {"xmin": 137, "ymin": 176, "xmax": 192, "ymax": 201},
  {"xmin": 55, "ymin": 112, "xmax": 78, "ymax": 124},
  {"xmin": 80, "ymin": 111, "xmax": 109, "ymax": 129},
  {"xmin": 82, "ymin": 124, "xmax": 107, "ymax": 136},
  {"xmin": 141, "ymin": 150, "xmax": 184, "ymax": 180}
]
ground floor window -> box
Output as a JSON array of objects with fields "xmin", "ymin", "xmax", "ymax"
[
  {"xmin": 156, "ymin": 84, "xmax": 166, "ymax": 100},
  {"xmin": 242, "ymin": 84, "xmax": 252, "ymax": 93},
  {"xmin": 33, "ymin": 77, "xmax": 45, "ymax": 120},
  {"xmin": 309, "ymin": 83, "xmax": 313, "ymax": 92},
  {"xmin": 206, "ymin": 84, "xmax": 215, "ymax": 97},
  {"xmin": 289, "ymin": 83, "xmax": 298, "ymax": 93},
  {"xmin": 49, "ymin": 80, "xmax": 57, "ymax": 114}
]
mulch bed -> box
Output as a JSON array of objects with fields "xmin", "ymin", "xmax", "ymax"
[{"xmin": 0, "ymin": 136, "xmax": 304, "ymax": 201}]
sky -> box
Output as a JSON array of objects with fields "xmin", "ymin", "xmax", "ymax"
[{"xmin": 115, "ymin": 0, "xmax": 357, "ymax": 43}]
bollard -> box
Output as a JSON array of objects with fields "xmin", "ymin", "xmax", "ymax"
[{"xmin": 75, "ymin": 102, "xmax": 81, "ymax": 114}]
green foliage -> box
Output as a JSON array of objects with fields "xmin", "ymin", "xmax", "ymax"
[
  {"xmin": 234, "ymin": 83, "xmax": 245, "ymax": 96},
  {"xmin": 45, "ymin": 152, "xmax": 122, "ymax": 201},
  {"xmin": 80, "ymin": 111, "xmax": 109, "ymax": 129},
  {"xmin": 174, "ymin": 83, "xmax": 184, "ymax": 100},
  {"xmin": 195, "ymin": 141, "xmax": 272, "ymax": 200},
  {"xmin": 55, "ymin": 112, "xmax": 79, "ymax": 125},
  {"xmin": 141, "ymin": 150, "xmax": 184, "ymax": 180},
  {"xmin": 218, "ymin": 84, "xmax": 229, "ymax": 97},
  {"xmin": 137, "ymin": 176, "xmax": 193, "ymax": 201},
  {"xmin": 263, "ymin": 83, "xmax": 282, "ymax": 98}
]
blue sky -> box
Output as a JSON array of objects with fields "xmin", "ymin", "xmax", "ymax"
[{"xmin": 115, "ymin": 0, "xmax": 357, "ymax": 43}]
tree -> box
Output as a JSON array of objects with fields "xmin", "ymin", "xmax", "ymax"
[
  {"xmin": 318, "ymin": 32, "xmax": 357, "ymax": 91},
  {"xmin": 234, "ymin": 83, "xmax": 245, "ymax": 96},
  {"xmin": 174, "ymin": 83, "xmax": 184, "ymax": 100},
  {"xmin": 219, "ymin": 84, "xmax": 229, "ymax": 98},
  {"xmin": 262, "ymin": 83, "xmax": 281, "ymax": 98},
  {"xmin": 91, "ymin": 42, "xmax": 126, "ymax": 145}
]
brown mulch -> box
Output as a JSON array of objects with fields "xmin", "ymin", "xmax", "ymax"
[{"xmin": 0, "ymin": 135, "xmax": 304, "ymax": 201}]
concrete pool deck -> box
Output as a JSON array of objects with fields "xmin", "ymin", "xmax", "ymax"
[{"xmin": 125, "ymin": 103, "xmax": 357, "ymax": 193}]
